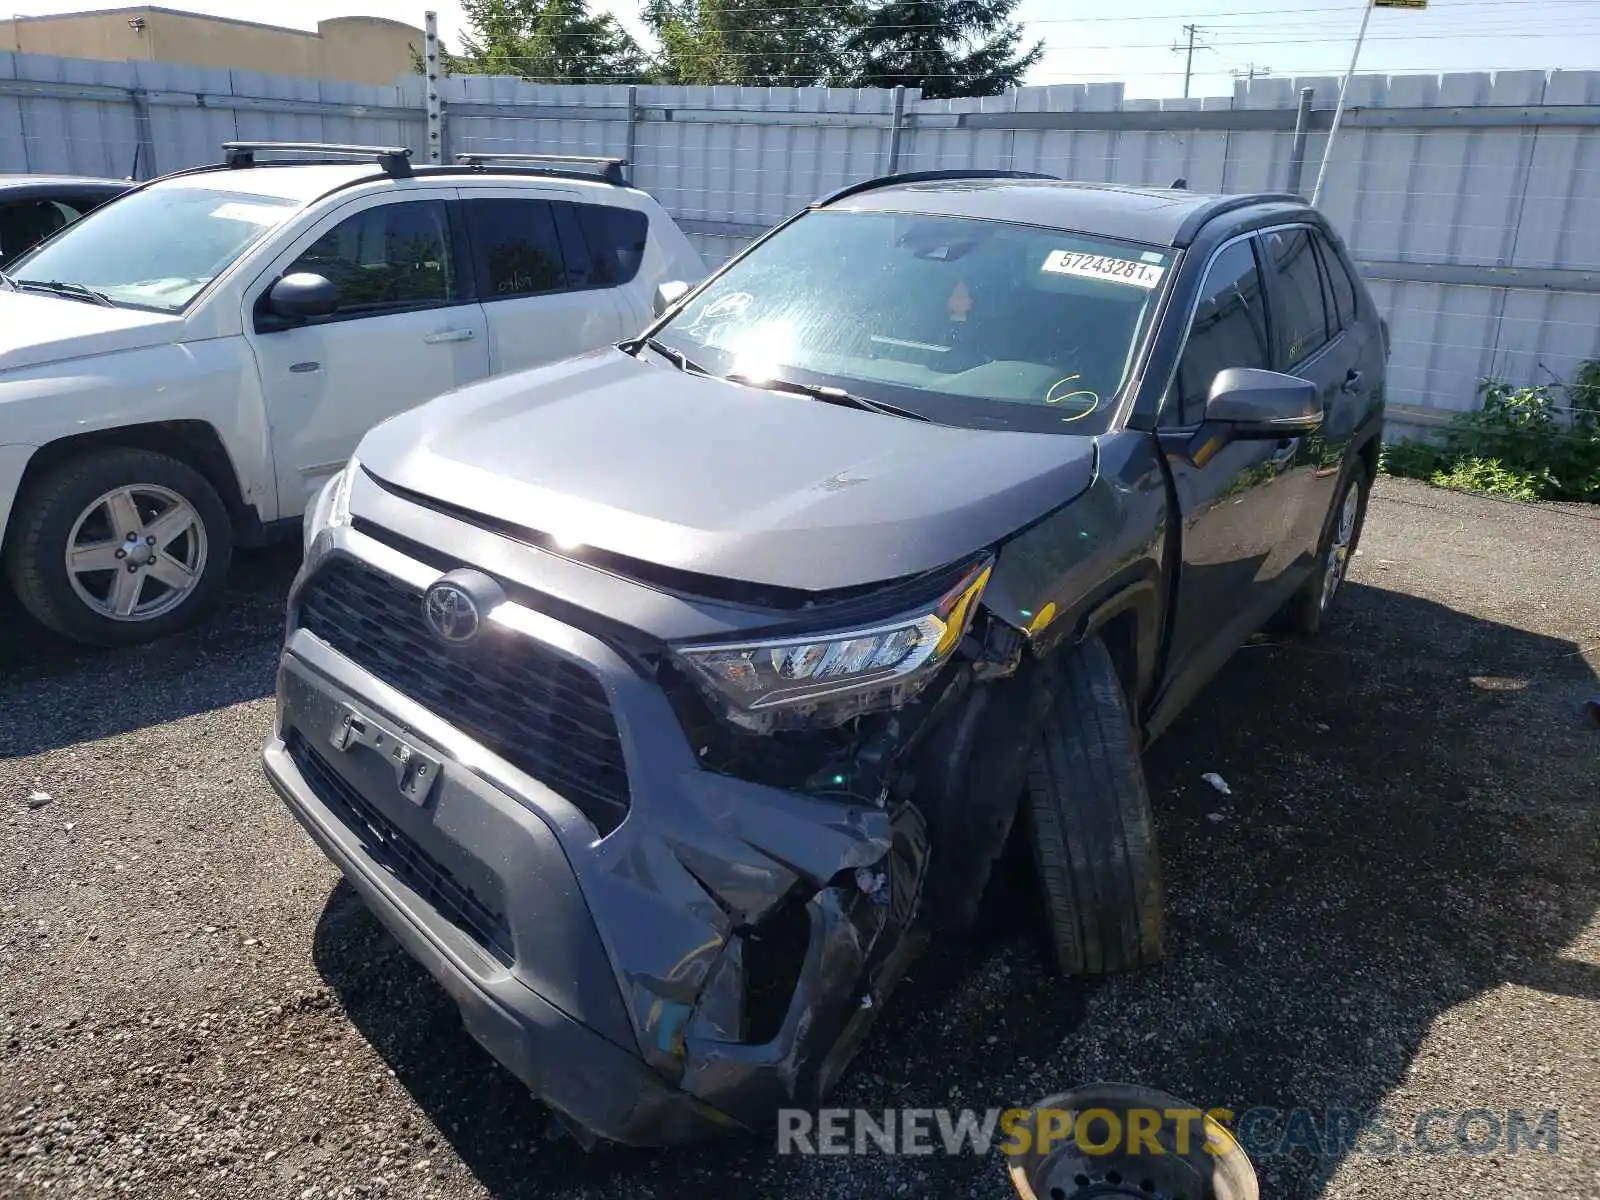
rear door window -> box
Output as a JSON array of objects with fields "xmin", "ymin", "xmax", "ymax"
[
  {"xmin": 463, "ymin": 197, "xmax": 566, "ymax": 300},
  {"xmin": 1261, "ymin": 227, "xmax": 1331, "ymax": 366},
  {"xmin": 550, "ymin": 201, "xmax": 601, "ymax": 289}
]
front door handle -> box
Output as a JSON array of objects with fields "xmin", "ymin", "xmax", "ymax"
[
  {"xmin": 424, "ymin": 328, "xmax": 477, "ymax": 344},
  {"xmin": 1341, "ymin": 369, "xmax": 1364, "ymax": 394}
]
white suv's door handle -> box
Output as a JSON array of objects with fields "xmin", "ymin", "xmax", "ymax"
[{"xmin": 424, "ymin": 328, "xmax": 476, "ymax": 344}]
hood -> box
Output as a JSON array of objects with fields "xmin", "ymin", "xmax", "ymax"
[
  {"xmin": 0, "ymin": 290, "xmax": 183, "ymax": 373},
  {"xmin": 357, "ymin": 348, "xmax": 1099, "ymax": 593}
]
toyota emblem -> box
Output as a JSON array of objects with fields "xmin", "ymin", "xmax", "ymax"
[
  {"xmin": 422, "ymin": 570, "xmax": 504, "ymax": 645},
  {"xmin": 423, "ymin": 582, "xmax": 479, "ymax": 643}
]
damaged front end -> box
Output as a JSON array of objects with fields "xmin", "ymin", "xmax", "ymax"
[
  {"xmin": 642, "ymin": 802, "xmax": 931, "ymax": 1139},
  {"xmin": 274, "ymin": 524, "xmax": 1042, "ymax": 1153},
  {"xmin": 569, "ymin": 555, "xmax": 1032, "ymax": 1146}
]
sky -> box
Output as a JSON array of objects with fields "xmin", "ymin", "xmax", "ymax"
[{"xmin": 6, "ymin": 0, "xmax": 1600, "ymax": 98}]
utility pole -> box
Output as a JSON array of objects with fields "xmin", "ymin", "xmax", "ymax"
[
  {"xmin": 1231, "ymin": 63, "xmax": 1273, "ymax": 84},
  {"xmin": 1171, "ymin": 24, "xmax": 1211, "ymax": 99}
]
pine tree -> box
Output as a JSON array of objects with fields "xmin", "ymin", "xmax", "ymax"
[
  {"xmin": 644, "ymin": 0, "xmax": 854, "ymax": 87},
  {"xmin": 844, "ymin": 0, "xmax": 1042, "ymax": 99},
  {"xmin": 449, "ymin": 0, "xmax": 647, "ymax": 84}
]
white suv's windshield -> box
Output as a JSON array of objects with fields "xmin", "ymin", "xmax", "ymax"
[
  {"xmin": 9, "ymin": 185, "xmax": 300, "ymax": 313},
  {"xmin": 651, "ymin": 208, "xmax": 1174, "ymax": 434}
]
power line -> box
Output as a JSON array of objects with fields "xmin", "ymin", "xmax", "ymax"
[
  {"xmin": 434, "ymin": 58, "xmax": 1600, "ymax": 81},
  {"xmin": 443, "ymin": 18, "xmax": 1600, "ymax": 62},
  {"xmin": 452, "ymin": 30, "xmax": 1600, "ymax": 72},
  {"xmin": 437, "ymin": 0, "xmax": 1600, "ymax": 25},
  {"xmin": 434, "ymin": 0, "xmax": 1600, "ymax": 44}
]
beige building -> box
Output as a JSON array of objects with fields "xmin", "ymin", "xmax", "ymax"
[{"xmin": 2, "ymin": 6, "xmax": 425, "ymax": 87}]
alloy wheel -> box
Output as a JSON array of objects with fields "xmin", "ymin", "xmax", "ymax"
[
  {"xmin": 1319, "ymin": 481, "xmax": 1361, "ymax": 613},
  {"xmin": 63, "ymin": 484, "xmax": 209, "ymax": 621}
]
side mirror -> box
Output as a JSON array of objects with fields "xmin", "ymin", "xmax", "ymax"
[
  {"xmin": 1206, "ymin": 367, "xmax": 1322, "ymax": 437},
  {"xmin": 268, "ymin": 272, "xmax": 339, "ymax": 321},
  {"xmin": 652, "ymin": 279, "xmax": 691, "ymax": 317}
]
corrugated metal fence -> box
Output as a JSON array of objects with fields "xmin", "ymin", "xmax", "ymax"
[{"xmin": 4, "ymin": 48, "xmax": 1599, "ymax": 432}]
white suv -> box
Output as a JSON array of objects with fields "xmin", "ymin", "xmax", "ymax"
[{"xmin": 0, "ymin": 141, "xmax": 705, "ymax": 646}]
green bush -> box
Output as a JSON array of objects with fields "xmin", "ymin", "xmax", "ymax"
[
  {"xmin": 1380, "ymin": 361, "xmax": 1600, "ymax": 503},
  {"xmin": 1428, "ymin": 457, "xmax": 1543, "ymax": 502}
]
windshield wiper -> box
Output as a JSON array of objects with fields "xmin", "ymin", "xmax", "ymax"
[
  {"xmin": 726, "ymin": 374, "xmax": 931, "ymax": 422},
  {"xmin": 14, "ymin": 279, "xmax": 116, "ymax": 307},
  {"xmin": 626, "ymin": 335, "xmax": 707, "ymax": 375}
]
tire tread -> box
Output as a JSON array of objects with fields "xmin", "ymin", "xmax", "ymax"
[{"xmin": 1025, "ymin": 638, "xmax": 1164, "ymax": 977}]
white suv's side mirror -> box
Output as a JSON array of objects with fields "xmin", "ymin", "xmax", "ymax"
[{"xmin": 652, "ymin": 280, "xmax": 691, "ymax": 317}]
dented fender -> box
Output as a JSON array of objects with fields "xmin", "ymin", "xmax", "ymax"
[{"xmin": 981, "ymin": 433, "xmax": 1171, "ymax": 701}]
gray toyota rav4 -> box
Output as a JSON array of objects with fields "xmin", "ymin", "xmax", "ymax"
[{"xmin": 264, "ymin": 170, "xmax": 1387, "ymax": 1147}]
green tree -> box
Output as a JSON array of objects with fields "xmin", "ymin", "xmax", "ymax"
[
  {"xmin": 844, "ymin": 0, "xmax": 1042, "ymax": 99},
  {"xmin": 644, "ymin": 0, "xmax": 854, "ymax": 86},
  {"xmin": 447, "ymin": 0, "xmax": 648, "ymax": 83}
]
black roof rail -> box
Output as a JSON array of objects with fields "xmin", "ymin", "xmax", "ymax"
[
  {"xmin": 813, "ymin": 169, "xmax": 1059, "ymax": 208},
  {"xmin": 221, "ymin": 141, "xmax": 413, "ymax": 178},
  {"xmin": 1172, "ymin": 191, "xmax": 1308, "ymax": 245},
  {"xmin": 454, "ymin": 152, "xmax": 628, "ymax": 185}
]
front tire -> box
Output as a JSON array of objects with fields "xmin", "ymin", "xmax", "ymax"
[
  {"xmin": 4, "ymin": 448, "xmax": 233, "ymax": 647},
  {"xmin": 1025, "ymin": 637, "xmax": 1165, "ymax": 977}
]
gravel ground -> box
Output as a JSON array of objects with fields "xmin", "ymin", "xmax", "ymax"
[{"xmin": 2, "ymin": 476, "xmax": 1597, "ymax": 1200}]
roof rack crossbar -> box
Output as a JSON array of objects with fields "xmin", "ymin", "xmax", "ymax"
[
  {"xmin": 813, "ymin": 168, "xmax": 1058, "ymax": 208},
  {"xmin": 454, "ymin": 152, "xmax": 628, "ymax": 185},
  {"xmin": 222, "ymin": 141, "xmax": 413, "ymax": 178}
]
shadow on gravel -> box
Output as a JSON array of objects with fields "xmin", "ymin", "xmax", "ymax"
[
  {"xmin": 312, "ymin": 579, "xmax": 1599, "ymax": 1200},
  {"xmin": 0, "ymin": 543, "xmax": 300, "ymax": 756}
]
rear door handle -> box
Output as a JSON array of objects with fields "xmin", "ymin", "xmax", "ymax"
[
  {"xmin": 1341, "ymin": 369, "xmax": 1364, "ymax": 394},
  {"xmin": 424, "ymin": 328, "xmax": 476, "ymax": 344}
]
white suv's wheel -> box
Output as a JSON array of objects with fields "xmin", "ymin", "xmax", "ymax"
[{"xmin": 4, "ymin": 448, "xmax": 233, "ymax": 646}]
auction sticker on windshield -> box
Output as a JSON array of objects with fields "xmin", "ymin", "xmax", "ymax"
[{"xmin": 1042, "ymin": 250, "xmax": 1166, "ymax": 290}]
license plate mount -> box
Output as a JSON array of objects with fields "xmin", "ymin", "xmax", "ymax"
[{"xmin": 331, "ymin": 703, "xmax": 440, "ymax": 806}]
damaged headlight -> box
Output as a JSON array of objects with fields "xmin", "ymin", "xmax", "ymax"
[
  {"xmin": 302, "ymin": 458, "xmax": 356, "ymax": 553},
  {"xmin": 672, "ymin": 557, "xmax": 992, "ymax": 731}
]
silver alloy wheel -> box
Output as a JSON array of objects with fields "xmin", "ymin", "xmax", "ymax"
[
  {"xmin": 1319, "ymin": 481, "xmax": 1361, "ymax": 613},
  {"xmin": 63, "ymin": 484, "xmax": 209, "ymax": 622}
]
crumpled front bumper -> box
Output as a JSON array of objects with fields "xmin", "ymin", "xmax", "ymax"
[
  {"xmin": 264, "ymin": 727, "xmax": 742, "ymax": 1145},
  {"xmin": 263, "ymin": 531, "xmax": 930, "ymax": 1147}
]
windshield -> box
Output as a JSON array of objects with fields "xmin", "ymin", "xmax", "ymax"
[
  {"xmin": 651, "ymin": 209, "xmax": 1174, "ymax": 434},
  {"xmin": 8, "ymin": 185, "xmax": 300, "ymax": 313}
]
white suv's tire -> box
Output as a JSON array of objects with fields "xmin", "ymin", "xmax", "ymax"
[{"xmin": 4, "ymin": 448, "xmax": 233, "ymax": 647}]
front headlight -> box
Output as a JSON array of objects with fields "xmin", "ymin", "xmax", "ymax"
[
  {"xmin": 302, "ymin": 459, "xmax": 356, "ymax": 553},
  {"xmin": 672, "ymin": 557, "xmax": 992, "ymax": 731}
]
